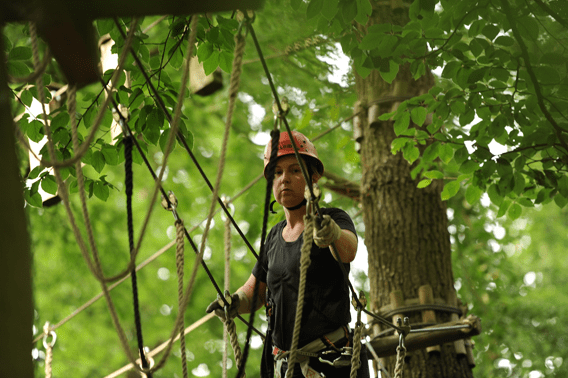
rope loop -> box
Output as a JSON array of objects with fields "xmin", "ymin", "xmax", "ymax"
[{"xmin": 43, "ymin": 322, "xmax": 56, "ymax": 378}]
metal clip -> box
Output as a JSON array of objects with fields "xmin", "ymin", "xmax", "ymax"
[
  {"xmin": 396, "ymin": 317, "xmax": 411, "ymax": 348},
  {"xmin": 318, "ymin": 347, "xmax": 353, "ymax": 368},
  {"xmin": 161, "ymin": 190, "xmax": 180, "ymax": 221}
]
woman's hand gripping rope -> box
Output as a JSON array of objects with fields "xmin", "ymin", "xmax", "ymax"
[{"xmin": 206, "ymin": 291, "xmax": 246, "ymax": 321}]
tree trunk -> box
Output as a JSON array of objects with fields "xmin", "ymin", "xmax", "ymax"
[
  {"xmin": 0, "ymin": 26, "xmax": 34, "ymax": 378},
  {"xmin": 356, "ymin": 2, "xmax": 474, "ymax": 377}
]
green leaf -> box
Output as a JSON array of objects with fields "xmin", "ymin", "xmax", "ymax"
[
  {"xmin": 410, "ymin": 107, "xmax": 427, "ymax": 126},
  {"xmin": 101, "ymin": 144, "xmax": 119, "ymax": 166},
  {"xmin": 28, "ymin": 166, "xmax": 43, "ymax": 180},
  {"xmin": 9, "ymin": 46, "xmax": 32, "ymax": 60},
  {"xmin": 441, "ymin": 180, "xmax": 460, "ymax": 201},
  {"xmin": 307, "ymin": 0, "xmax": 324, "ymax": 19},
  {"xmin": 513, "ymin": 173, "xmax": 526, "ymax": 195},
  {"xmin": 417, "ymin": 179, "xmax": 432, "ymax": 188},
  {"xmin": 402, "ymin": 143, "xmax": 420, "ymax": 164},
  {"xmin": 41, "ymin": 175, "xmax": 58, "ymax": 195},
  {"xmin": 394, "ymin": 111, "xmax": 410, "ymax": 136},
  {"xmin": 465, "ymin": 184, "xmax": 483, "ymax": 205},
  {"xmin": 460, "ymin": 160, "xmax": 480, "ymax": 174},
  {"xmin": 197, "ymin": 42, "xmax": 214, "ymax": 63},
  {"xmin": 497, "ymin": 198, "xmax": 512, "ymax": 217},
  {"xmin": 159, "ymin": 129, "xmax": 176, "ymax": 153},
  {"xmin": 488, "ymin": 183, "xmax": 503, "ymax": 206},
  {"xmin": 494, "ymin": 35, "xmax": 515, "ymax": 46},
  {"xmin": 558, "ymin": 175, "xmax": 568, "ymax": 198},
  {"xmin": 422, "ymin": 142, "xmax": 440, "ymax": 162},
  {"xmin": 379, "ymin": 60, "xmax": 399, "ymax": 84},
  {"xmin": 203, "ymin": 51, "xmax": 220, "ymax": 76},
  {"xmin": 97, "ymin": 19, "xmax": 115, "ymax": 36},
  {"xmin": 508, "ymin": 203, "xmax": 522, "ymax": 219},
  {"xmin": 7, "ymin": 61, "xmax": 30, "ymax": 77},
  {"xmin": 20, "ymin": 90, "xmax": 33, "ymax": 107},
  {"xmin": 24, "ymin": 182, "xmax": 43, "ymax": 208},
  {"xmin": 93, "ymin": 181, "xmax": 110, "ymax": 201},
  {"xmin": 355, "ymin": 0, "xmax": 372, "ymax": 24},
  {"xmin": 91, "ymin": 151, "xmax": 106, "ymax": 173},
  {"xmin": 27, "ymin": 120, "xmax": 44, "ymax": 142},
  {"xmin": 145, "ymin": 108, "xmax": 164, "ymax": 145},
  {"xmin": 439, "ymin": 143, "xmax": 454, "ymax": 164},
  {"xmin": 481, "ymin": 24, "xmax": 499, "ymax": 41},
  {"xmin": 391, "ymin": 137, "xmax": 408, "ymax": 153},
  {"xmin": 219, "ymin": 50, "xmax": 233, "ymax": 73},
  {"xmin": 51, "ymin": 112, "xmax": 70, "ymax": 131}
]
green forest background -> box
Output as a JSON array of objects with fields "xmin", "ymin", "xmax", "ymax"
[{"xmin": 4, "ymin": 0, "xmax": 568, "ymax": 377}]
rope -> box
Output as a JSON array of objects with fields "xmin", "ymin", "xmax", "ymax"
[
  {"xmin": 223, "ymin": 213, "xmax": 231, "ymax": 378},
  {"xmin": 394, "ymin": 344, "xmax": 406, "ymax": 378},
  {"xmin": 175, "ymin": 220, "xmax": 189, "ymax": 378},
  {"xmin": 39, "ymin": 20, "xmax": 137, "ymax": 170},
  {"xmin": 124, "ymin": 134, "xmax": 152, "ymax": 376},
  {"xmin": 350, "ymin": 320, "xmax": 363, "ymax": 378},
  {"xmin": 42, "ymin": 322, "xmax": 56, "ymax": 378},
  {"xmin": 285, "ymin": 213, "xmax": 314, "ymax": 378},
  {"xmin": 237, "ymin": 126, "xmax": 280, "ymax": 378},
  {"xmin": 115, "ymin": 16, "xmax": 259, "ymax": 262},
  {"xmin": 225, "ymin": 318, "xmax": 244, "ymax": 376}
]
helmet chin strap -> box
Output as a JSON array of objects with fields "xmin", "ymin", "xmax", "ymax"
[
  {"xmin": 269, "ymin": 198, "xmax": 307, "ymax": 214},
  {"xmin": 285, "ymin": 198, "xmax": 307, "ymax": 211}
]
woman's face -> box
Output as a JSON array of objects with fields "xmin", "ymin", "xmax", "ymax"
[{"xmin": 272, "ymin": 155, "xmax": 307, "ymax": 208}]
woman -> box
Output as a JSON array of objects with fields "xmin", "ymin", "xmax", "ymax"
[{"xmin": 207, "ymin": 131, "xmax": 366, "ymax": 378}]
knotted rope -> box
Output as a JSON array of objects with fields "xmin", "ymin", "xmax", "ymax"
[
  {"xmin": 42, "ymin": 322, "xmax": 56, "ymax": 378},
  {"xmin": 223, "ymin": 213, "xmax": 231, "ymax": 378},
  {"xmin": 285, "ymin": 213, "xmax": 315, "ymax": 378},
  {"xmin": 175, "ymin": 220, "xmax": 189, "ymax": 378},
  {"xmin": 394, "ymin": 338, "xmax": 407, "ymax": 378}
]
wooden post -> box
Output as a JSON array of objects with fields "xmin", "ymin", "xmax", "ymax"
[
  {"xmin": 0, "ymin": 26, "xmax": 34, "ymax": 378},
  {"xmin": 447, "ymin": 289, "xmax": 467, "ymax": 355},
  {"xmin": 418, "ymin": 284, "xmax": 440, "ymax": 353}
]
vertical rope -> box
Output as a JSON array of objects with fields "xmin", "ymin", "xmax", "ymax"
[
  {"xmin": 175, "ymin": 220, "xmax": 189, "ymax": 378},
  {"xmin": 42, "ymin": 323, "xmax": 55, "ymax": 378},
  {"xmin": 394, "ymin": 343, "xmax": 406, "ymax": 378},
  {"xmin": 285, "ymin": 214, "xmax": 314, "ymax": 378},
  {"xmin": 225, "ymin": 318, "xmax": 244, "ymax": 376},
  {"xmin": 124, "ymin": 134, "xmax": 152, "ymax": 377},
  {"xmin": 350, "ymin": 323, "xmax": 363, "ymax": 378},
  {"xmin": 223, "ymin": 214, "xmax": 231, "ymax": 378}
]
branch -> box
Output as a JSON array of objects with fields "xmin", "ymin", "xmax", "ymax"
[
  {"xmin": 532, "ymin": 0, "xmax": 568, "ymax": 30},
  {"xmin": 500, "ymin": 0, "xmax": 568, "ymax": 152}
]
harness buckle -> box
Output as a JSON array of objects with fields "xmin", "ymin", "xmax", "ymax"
[{"xmin": 318, "ymin": 347, "xmax": 353, "ymax": 368}]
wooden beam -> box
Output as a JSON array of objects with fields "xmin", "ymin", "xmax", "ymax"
[
  {"xmin": 3, "ymin": 0, "xmax": 263, "ymax": 22},
  {"xmin": 367, "ymin": 315, "xmax": 482, "ymax": 358}
]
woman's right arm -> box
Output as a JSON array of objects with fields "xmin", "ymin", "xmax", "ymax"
[{"xmin": 236, "ymin": 273, "xmax": 267, "ymax": 314}]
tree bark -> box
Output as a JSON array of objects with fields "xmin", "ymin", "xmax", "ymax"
[
  {"xmin": 356, "ymin": 2, "xmax": 474, "ymax": 377},
  {"xmin": 0, "ymin": 26, "xmax": 34, "ymax": 378}
]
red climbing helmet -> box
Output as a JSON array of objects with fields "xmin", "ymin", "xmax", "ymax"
[{"xmin": 263, "ymin": 130, "xmax": 324, "ymax": 178}]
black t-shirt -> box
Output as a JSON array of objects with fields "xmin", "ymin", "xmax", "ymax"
[{"xmin": 252, "ymin": 207, "xmax": 356, "ymax": 350}]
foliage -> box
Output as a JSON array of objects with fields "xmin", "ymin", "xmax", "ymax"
[
  {"xmin": 303, "ymin": 0, "xmax": 568, "ymax": 221},
  {"xmin": 4, "ymin": 0, "xmax": 568, "ymax": 377}
]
